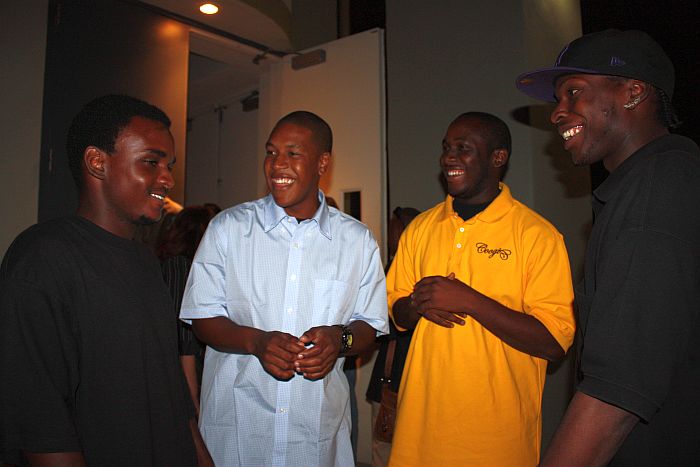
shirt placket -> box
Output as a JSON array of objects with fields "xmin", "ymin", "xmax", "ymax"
[
  {"xmin": 448, "ymin": 217, "xmax": 469, "ymax": 274},
  {"xmin": 272, "ymin": 217, "xmax": 305, "ymax": 466}
]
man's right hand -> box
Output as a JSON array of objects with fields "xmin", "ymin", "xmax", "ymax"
[{"xmin": 252, "ymin": 331, "xmax": 305, "ymax": 380}]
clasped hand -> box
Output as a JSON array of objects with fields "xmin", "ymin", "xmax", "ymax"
[
  {"xmin": 410, "ymin": 273, "xmax": 473, "ymax": 328},
  {"xmin": 252, "ymin": 326, "xmax": 342, "ymax": 380}
]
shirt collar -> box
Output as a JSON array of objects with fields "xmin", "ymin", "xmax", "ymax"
[
  {"xmin": 263, "ymin": 190, "xmax": 332, "ymax": 240},
  {"xmin": 441, "ymin": 182, "xmax": 514, "ymax": 223},
  {"xmin": 593, "ymin": 134, "xmax": 688, "ymax": 204}
]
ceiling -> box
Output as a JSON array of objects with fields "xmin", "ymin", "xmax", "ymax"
[{"xmin": 139, "ymin": 0, "xmax": 294, "ymax": 116}]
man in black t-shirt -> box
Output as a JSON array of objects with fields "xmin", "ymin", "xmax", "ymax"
[
  {"xmin": 0, "ymin": 95, "xmax": 212, "ymax": 466},
  {"xmin": 518, "ymin": 29, "xmax": 700, "ymax": 466}
]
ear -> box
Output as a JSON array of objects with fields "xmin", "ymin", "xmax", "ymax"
[
  {"xmin": 84, "ymin": 146, "xmax": 106, "ymax": 180},
  {"xmin": 492, "ymin": 149, "xmax": 509, "ymax": 168},
  {"xmin": 629, "ymin": 80, "xmax": 652, "ymax": 105},
  {"xmin": 318, "ymin": 152, "xmax": 331, "ymax": 175}
]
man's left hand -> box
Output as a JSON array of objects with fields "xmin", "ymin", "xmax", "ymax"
[
  {"xmin": 294, "ymin": 326, "xmax": 343, "ymax": 380},
  {"xmin": 411, "ymin": 273, "xmax": 473, "ymax": 327}
]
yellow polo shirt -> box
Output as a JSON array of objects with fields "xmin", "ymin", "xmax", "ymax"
[{"xmin": 387, "ymin": 184, "xmax": 575, "ymax": 467}]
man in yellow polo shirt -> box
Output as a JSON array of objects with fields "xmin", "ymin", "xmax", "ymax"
[{"xmin": 387, "ymin": 112, "xmax": 575, "ymax": 467}]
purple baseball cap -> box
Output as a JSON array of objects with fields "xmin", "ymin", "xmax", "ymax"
[{"xmin": 516, "ymin": 29, "xmax": 674, "ymax": 102}]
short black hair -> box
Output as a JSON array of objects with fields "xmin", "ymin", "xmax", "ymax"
[
  {"xmin": 66, "ymin": 94, "xmax": 171, "ymax": 188},
  {"xmin": 452, "ymin": 111, "xmax": 512, "ymax": 156},
  {"xmin": 274, "ymin": 110, "xmax": 333, "ymax": 153}
]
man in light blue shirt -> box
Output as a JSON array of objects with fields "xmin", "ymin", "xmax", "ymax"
[{"xmin": 180, "ymin": 111, "xmax": 389, "ymax": 466}]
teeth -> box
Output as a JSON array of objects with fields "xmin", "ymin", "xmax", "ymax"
[
  {"xmin": 446, "ymin": 170, "xmax": 464, "ymax": 177},
  {"xmin": 561, "ymin": 126, "xmax": 583, "ymax": 141},
  {"xmin": 273, "ymin": 178, "xmax": 294, "ymax": 185},
  {"xmin": 150, "ymin": 193, "xmax": 164, "ymax": 201}
]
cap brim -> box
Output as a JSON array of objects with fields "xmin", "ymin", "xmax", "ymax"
[{"xmin": 516, "ymin": 66, "xmax": 601, "ymax": 102}]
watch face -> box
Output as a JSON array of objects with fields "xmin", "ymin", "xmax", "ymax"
[{"xmin": 341, "ymin": 326, "xmax": 353, "ymax": 353}]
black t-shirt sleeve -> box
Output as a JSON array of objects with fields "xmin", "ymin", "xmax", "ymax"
[
  {"xmin": 0, "ymin": 277, "xmax": 82, "ymax": 457},
  {"xmin": 577, "ymin": 229, "xmax": 699, "ymax": 422}
]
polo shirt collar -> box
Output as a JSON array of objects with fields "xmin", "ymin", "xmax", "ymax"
[
  {"xmin": 442, "ymin": 182, "xmax": 514, "ymax": 223},
  {"xmin": 263, "ymin": 190, "xmax": 332, "ymax": 240},
  {"xmin": 593, "ymin": 134, "xmax": 684, "ymax": 204}
]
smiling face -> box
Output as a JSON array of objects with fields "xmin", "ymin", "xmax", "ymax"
[
  {"xmin": 264, "ymin": 122, "xmax": 329, "ymax": 219},
  {"xmin": 97, "ymin": 116, "xmax": 175, "ymax": 235},
  {"xmin": 439, "ymin": 117, "xmax": 505, "ymax": 204},
  {"xmin": 551, "ymin": 74, "xmax": 632, "ymax": 169}
]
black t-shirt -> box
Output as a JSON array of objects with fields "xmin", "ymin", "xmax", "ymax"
[
  {"xmin": 576, "ymin": 134, "xmax": 700, "ymax": 465},
  {"xmin": 0, "ymin": 216, "xmax": 196, "ymax": 466}
]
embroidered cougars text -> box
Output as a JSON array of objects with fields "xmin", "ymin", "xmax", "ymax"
[{"xmin": 476, "ymin": 242, "xmax": 511, "ymax": 260}]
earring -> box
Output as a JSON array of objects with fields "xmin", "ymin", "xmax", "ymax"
[{"xmin": 624, "ymin": 96, "xmax": 641, "ymax": 109}]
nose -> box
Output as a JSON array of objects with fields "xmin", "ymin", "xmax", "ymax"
[
  {"xmin": 159, "ymin": 167, "xmax": 175, "ymax": 192},
  {"xmin": 550, "ymin": 101, "xmax": 568, "ymax": 125},
  {"xmin": 272, "ymin": 152, "xmax": 289, "ymax": 168},
  {"xmin": 441, "ymin": 147, "xmax": 457, "ymax": 163}
]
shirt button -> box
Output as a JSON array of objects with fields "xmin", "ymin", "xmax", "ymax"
[
  {"xmin": 279, "ymin": 408, "xmax": 288, "ymax": 414},
  {"xmin": 290, "ymin": 274, "xmax": 297, "ymax": 281},
  {"xmin": 459, "ymin": 227, "xmax": 464, "ymax": 232},
  {"xmin": 287, "ymin": 218, "xmax": 293, "ymax": 223},
  {"xmin": 456, "ymin": 243, "xmax": 462, "ymax": 249},
  {"xmin": 287, "ymin": 307, "xmax": 293, "ymax": 314},
  {"xmin": 292, "ymin": 242, "xmax": 299, "ymax": 249}
]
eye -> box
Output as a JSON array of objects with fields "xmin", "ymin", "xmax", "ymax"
[
  {"xmin": 265, "ymin": 149, "xmax": 276, "ymax": 158},
  {"xmin": 568, "ymin": 88, "xmax": 581, "ymax": 97},
  {"xmin": 144, "ymin": 159, "xmax": 158, "ymax": 167},
  {"xmin": 288, "ymin": 151, "xmax": 302, "ymax": 158}
]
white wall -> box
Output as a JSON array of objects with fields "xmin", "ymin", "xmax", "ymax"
[{"xmin": 0, "ymin": 0, "xmax": 48, "ymax": 256}]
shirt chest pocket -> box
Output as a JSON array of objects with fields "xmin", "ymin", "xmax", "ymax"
[{"xmin": 311, "ymin": 279, "xmax": 351, "ymax": 326}]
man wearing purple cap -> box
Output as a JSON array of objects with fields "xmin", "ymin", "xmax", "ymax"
[{"xmin": 517, "ymin": 29, "xmax": 700, "ymax": 466}]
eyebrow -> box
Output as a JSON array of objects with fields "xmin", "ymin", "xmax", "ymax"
[{"xmin": 147, "ymin": 149, "xmax": 169, "ymax": 158}]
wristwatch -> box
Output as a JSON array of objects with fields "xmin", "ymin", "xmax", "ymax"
[{"xmin": 337, "ymin": 325, "xmax": 353, "ymax": 354}]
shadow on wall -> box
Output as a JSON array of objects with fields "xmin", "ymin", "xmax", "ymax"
[{"xmin": 512, "ymin": 105, "xmax": 591, "ymax": 200}]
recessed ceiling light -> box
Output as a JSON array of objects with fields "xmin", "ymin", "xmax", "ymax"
[{"xmin": 199, "ymin": 3, "xmax": 219, "ymax": 15}]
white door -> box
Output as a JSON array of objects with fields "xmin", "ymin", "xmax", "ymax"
[{"xmin": 258, "ymin": 28, "xmax": 387, "ymax": 260}]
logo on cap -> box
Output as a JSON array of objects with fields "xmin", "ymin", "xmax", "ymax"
[{"xmin": 609, "ymin": 56, "xmax": 626, "ymax": 67}]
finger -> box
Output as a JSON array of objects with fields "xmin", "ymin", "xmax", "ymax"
[
  {"xmin": 263, "ymin": 358, "xmax": 296, "ymax": 379},
  {"xmin": 299, "ymin": 327, "xmax": 324, "ymax": 345},
  {"xmin": 296, "ymin": 344, "xmax": 323, "ymax": 360},
  {"xmin": 447, "ymin": 272, "xmax": 455, "ymax": 280},
  {"xmin": 295, "ymin": 358, "xmax": 326, "ymax": 373},
  {"xmin": 300, "ymin": 363, "xmax": 334, "ymax": 380},
  {"xmin": 422, "ymin": 312, "xmax": 455, "ymax": 328},
  {"xmin": 263, "ymin": 351, "xmax": 297, "ymax": 370},
  {"xmin": 302, "ymin": 369, "xmax": 332, "ymax": 380},
  {"xmin": 267, "ymin": 333, "xmax": 305, "ymax": 352},
  {"xmin": 264, "ymin": 340, "xmax": 303, "ymax": 363},
  {"xmin": 421, "ymin": 310, "xmax": 465, "ymax": 327}
]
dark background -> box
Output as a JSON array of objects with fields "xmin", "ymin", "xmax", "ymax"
[{"xmin": 347, "ymin": 0, "xmax": 700, "ymax": 190}]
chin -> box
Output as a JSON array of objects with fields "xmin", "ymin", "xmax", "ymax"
[{"xmin": 136, "ymin": 213, "xmax": 162, "ymax": 225}]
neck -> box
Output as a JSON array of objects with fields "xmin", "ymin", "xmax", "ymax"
[
  {"xmin": 77, "ymin": 196, "xmax": 136, "ymax": 239},
  {"xmin": 604, "ymin": 126, "xmax": 669, "ymax": 172}
]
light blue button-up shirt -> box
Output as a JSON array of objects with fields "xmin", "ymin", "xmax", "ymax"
[{"xmin": 180, "ymin": 192, "xmax": 388, "ymax": 467}]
